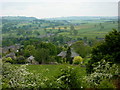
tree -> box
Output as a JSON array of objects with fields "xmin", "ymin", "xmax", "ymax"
[
  {"xmin": 44, "ymin": 28, "xmax": 47, "ymax": 31},
  {"xmin": 37, "ymin": 42, "xmax": 57, "ymax": 56},
  {"xmin": 38, "ymin": 24, "xmax": 41, "ymax": 27},
  {"xmin": 52, "ymin": 26, "xmax": 55, "ymax": 29},
  {"xmin": 70, "ymin": 25, "xmax": 75, "ymax": 31},
  {"xmin": 73, "ymin": 30, "xmax": 78, "ymax": 35},
  {"xmin": 34, "ymin": 31, "xmax": 40, "ymax": 36},
  {"xmin": 58, "ymin": 27, "xmax": 61, "ymax": 32},
  {"xmin": 86, "ymin": 29, "xmax": 120, "ymax": 74},
  {"xmin": 34, "ymin": 42, "xmax": 57, "ymax": 63},
  {"xmin": 24, "ymin": 45, "xmax": 35, "ymax": 57},
  {"xmin": 15, "ymin": 56, "xmax": 26, "ymax": 64},
  {"xmin": 66, "ymin": 47, "xmax": 72, "ymax": 64},
  {"xmin": 94, "ymin": 24, "xmax": 97, "ymax": 28},
  {"xmin": 83, "ymin": 37, "xmax": 87, "ymax": 42},
  {"xmin": 72, "ymin": 41, "xmax": 91, "ymax": 58},
  {"xmin": 70, "ymin": 25, "xmax": 75, "ymax": 35},
  {"xmin": 64, "ymin": 26, "xmax": 67, "ymax": 30},
  {"xmin": 34, "ymin": 48, "xmax": 50, "ymax": 64}
]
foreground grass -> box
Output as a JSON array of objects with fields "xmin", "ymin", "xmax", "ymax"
[
  {"xmin": 9, "ymin": 63, "xmax": 119, "ymax": 88},
  {"xmin": 25, "ymin": 64, "xmax": 86, "ymax": 78}
]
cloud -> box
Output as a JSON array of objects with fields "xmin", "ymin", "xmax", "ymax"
[
  {"xmin": 1, "ymin": 0, "xmax": 119, "ymax": 2},
  {"xmin": 1, "ymin": 2, "xmax": 118, "ymax": 18}
]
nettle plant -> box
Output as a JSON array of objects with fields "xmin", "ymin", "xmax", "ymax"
[{"xmin": 82, "ymin": 59, "xmax": 119, "ymax": 88}]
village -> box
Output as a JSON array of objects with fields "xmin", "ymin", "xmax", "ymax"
[{"xmin": 1, "ymin": 40, "xmax": 87, "ymax": 65}]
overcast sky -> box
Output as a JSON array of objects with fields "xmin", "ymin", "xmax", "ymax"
[{"xmin": 0, "ymin": 0, "xmax": 119, "ymax": 19}]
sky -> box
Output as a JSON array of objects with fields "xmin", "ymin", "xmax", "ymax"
[{"xmin": 0, "ymin": 0, "xmax": 119, "ymax": 19}]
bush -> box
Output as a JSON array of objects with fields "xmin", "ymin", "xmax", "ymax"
[
  {"xmin": 2, "ymin": 62, "xmax": 61, "ymax": 89},
  {"xmin": 3, "ymin": 57, "xmax": 13, "ymax": 63},
  {"xmin": 2, "ymin": 63, "xmax": 43, "ymax": 89},
  {"xmin": 87, "ymin": 29, "xmax": 120, "ymax": 74},
  {"xmin": 15, "ymin": 56, "xmax": 26, "ymax": 64},
  {"xmin": 56, "ymin": 66, "xmax": 81, "ymax": 89},
  {"xmin": 73, "ymin": 56, "xmax": 83, "ymax": 65},
  {"xmin": 82, "ymin": 60, "xmax": 118, "ymax": 88},
  {"xmin": 98, "ymin": 79, "xmax": 115, "ymax": 88}
]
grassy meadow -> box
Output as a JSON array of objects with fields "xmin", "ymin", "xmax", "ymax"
[{"xmin": 14, "ymin": 64, "xmax": 86, "ymax": 78}]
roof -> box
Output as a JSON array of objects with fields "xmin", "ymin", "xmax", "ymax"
[
  {"xmin": 28, "ymin": 56, "xmax": 35, "ymax": 60},
  {"xmin": 2, "ymin": 44, "xmax": 21, "ymax": 53},
  {"xmin": 71, "ymin": 51, "xmax": 79, "ymax": 57},
  {"xmin": 67, "ymin": 40, "xmax": 76, "ymax": 46},
  {"xmin": 5, "ymin": 52, "xmax": 16, "ymax": 59},
  {"xmin": 6, "ymin": 52, "xmax": 15, "ymax": 57},
  {"xmin": 57, "ymin": 51, "xmax": 79, "ymax": 58},
  {"xmin": 57, "ymin": 51, "xmax": 66, "ymax": 58}
]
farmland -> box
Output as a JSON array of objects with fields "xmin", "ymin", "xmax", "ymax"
[{"xmin": 1, "ymin": 16, "xmax": 118, "ymax": 48}]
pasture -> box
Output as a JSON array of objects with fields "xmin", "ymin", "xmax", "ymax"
[{"xmin": 23, "ymin": 64, "xmax": 86, "ymax": 78}]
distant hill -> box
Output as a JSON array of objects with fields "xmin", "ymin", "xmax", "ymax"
[
  {"xmin": 2, "ymin": 16, "xmax": 118, "ymax": 47},
  {"xmin": 1, "ymin": 16, "xmax": 117, "ymax": 22},
  {"xmin": 1, "ymin": 16, "xmax": 37, "ymax": 21},
  {"xmin": 44, "ymin": 16, "xmax": 118, "ymax": 21}
]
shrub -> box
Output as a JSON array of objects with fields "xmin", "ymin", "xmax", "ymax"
[
  {"xmin": 15, "ymin": 56, "xmax": 26, "ymax": 64},
  {"xmin": 98, "ymin": 79, "xmax": 115, "ymax": 88},
  {"xmin": 73, "ymin": 56, "xmax": 83, "ymax": 65},
  {"xmin": 82, "ymin": 60, "xmax": 118, "ymax": 88},
  {"xmin": 2, "ymin": 62, "xmax": 60, "ymax": 89},
  {"xmin": 2, "ymin": 63, "xmax": 43, "ymax": 89},
  {"xmin": 87, "ymin": 29, "xmax": 120, "ymax": 74},
  {"xmin": 3, "ymin": 57, "xmax": 13, "ymax": 63},
  {"xmin": 56, "ymin": 66, "xmax": 81, "ymax": 89}
]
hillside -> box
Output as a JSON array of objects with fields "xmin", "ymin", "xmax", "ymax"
[{"xmin": 2, "ymin": 16, "xmax": 118, "ymax": 46}]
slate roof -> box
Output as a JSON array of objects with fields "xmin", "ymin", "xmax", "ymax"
[
  {"xmin": 27, "ymin": 55, "xmax": 39, "ymax": 64},
  {"xmin": 28, "ymin": 55, "xmax": 35, "ymax": 60},
  {"xmin": 57, "ymin": 51, "xmax": 66, "ymax": 58},
  {"xmin": 71, "ymin": 51, "xmax": 79, "ymax": 57},
  {"xmin": 6, "ymin": 52, "xmax": 15, "ymax": 57},
  {"xmin": 2, "ymin": 44, "xmax": 21, "ymax": 53},
  {"xmin": 5, "ymin": 52, "xmax": 16, "ymax": 59},
  {"xmin": 57, "ymin": 51, "xmax": 79, "ymax": 58}
]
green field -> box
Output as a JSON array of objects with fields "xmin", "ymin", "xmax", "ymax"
[
  {"xmin": 25, "ymin": 64, "xmax": 86, "ymax": 78},
  {"xmin": 57, "ymin": 22, "xmax": 118, "ymax": 39},
  {"xmin": 2, "ymin": 16, "xmax": 118, "ymax": 40}
]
